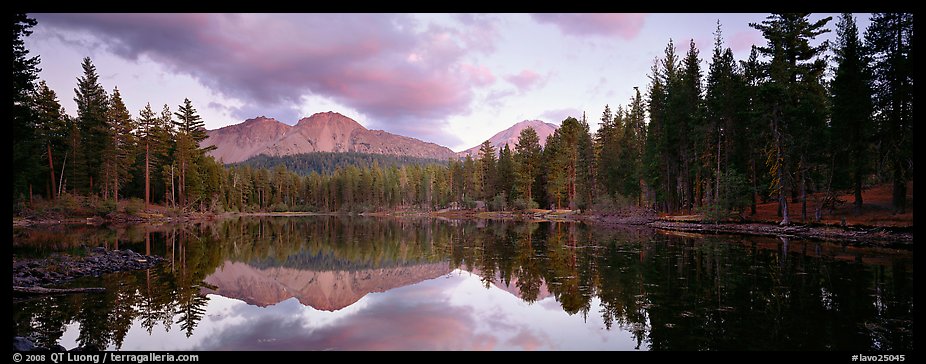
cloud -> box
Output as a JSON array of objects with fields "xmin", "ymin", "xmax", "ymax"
[
  {"xmin": 730, "ymin": 29, "xmax": 763, "ymax": 53},
  {"xmin": 34, "ymin": 13, "xmax": 498, "ymax": 145},
  {"xmin": 531, "ymin": 13, "xmax": 646, "ymax": 39},
  {"xmin": 540, "ymin": 108, "xmax": 583, "ymax": 124},
  {"xmin": 194, "ymin": 287, "xmax": 498, "ymax": 350},
  {"xmin": 462, "ymin": 63, "xmax": 496, "ymax": 87},
  {"xmin": 505, "ymin": 69, "xmax": 545, "ymax": 92}
]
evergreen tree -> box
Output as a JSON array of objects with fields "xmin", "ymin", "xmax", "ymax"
[
  {"xmin": 514, "ymin": 127, "xmax": 542, "ymax": 205},
  {"xmin": 750, "ymin": 13, "xmax": 832, "ymax": 225},
  {"xmin": 705, "ymin": 22, "xmax": 749, "ymax": 212},
  {"xmin": 643, "ymin": 60, "xmax": 669, "ymax": 211},
  {"xmin": 865, "ymin": 13, "xmax": 913, "ymax": 213},
  {"xmin": 173, "ymin": 98, "xmax": 215, "ymax": 206},
  {"xmin": 740, "ymin": 46, "xmax": 768, "ymax": 215},
  {"xmin": 74, "ymin": 57, "xmax": 110, "ymax": 195},
  {"xmin": 830, "ymin": 13, "xmax": 873, "ymax": 212},
  {"xmin": 102, "ymin": 87, "xmax": 136, "ymax": 201},
  {"xmin": 136, "ymin": 103, "xmax": 158, "ymax": 207},
  {"xmin": 12, "ymin": 13, "xmax": 41, "ymax": 202},
  {"xmin": 33, "ymin": 81, "xmax": 67, "ymax": 199},
  {"xmin": 497, "ymin": 144, "xmax": 515, "ymax": 203},
  {"xmin": 477, "ymin": 140, "xmax": 497, "ymax": 200},
  {"xmin": 621, "ymin": 88, "xmax": 646, "ymax": 203}
]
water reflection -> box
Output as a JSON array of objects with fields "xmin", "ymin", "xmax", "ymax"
[{"xmin": 13, "ymin": 216, "xmax": 913, "ymax": 350}]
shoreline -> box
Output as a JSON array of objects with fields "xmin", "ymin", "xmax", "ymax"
[{"xmin": 13, "ymin": 209, "xmax": 913, "ymax": 248}]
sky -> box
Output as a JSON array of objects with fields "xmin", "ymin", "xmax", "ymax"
[
  {"xmin": 59, "ymin": 269, "xmax": 645, "ymax": 350},
  {"xmin": 26, "ymin": 13, "xmax": 868, "ymax": 152}
]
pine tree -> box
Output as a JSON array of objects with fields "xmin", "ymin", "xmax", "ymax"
[
  {"xmin": 705, "ymin": 21, "xmax": 749, "ymax": 213},
  {"xmin": 643, "ymin": 60, "xmax": 669, "ymax": 211},
  {"xmin": 157, "ymin": 105, "xmax": 176, "ymax": 206},
  {"xmin": 830, "ymin": 13, "xmax": 873, "ymax": 212},
  {"xmin": 74, "ymin": 57, "xmax": 110, "ymax": 195},
  {"xmin": 33, "ymin": 81, "xmax": 67, "ymax": 199},
  {"xmin": 12, "ymin": 13, "xmax": 41, "ymax": 202},
  {"xmin": 497, "ymin": 144, "xmax": 515, "ymax": 203},
  {"xmin": 137, "ymin": 103, "xmax": 158, "ymax": 207},
  {"xmin": 750, "ymin": 13, "xmax": 832, "ymax": 225},
  {"xmin": 576, "ymin": 114, "xmax": 596, "ymax": 209},
  {"xmin": 865, "ymin": 13, "xmax": 913, "ymax": 213},
  {"xmin": 514, "ymin": 127, "xmax": 542, "ymax": 205},
  {"xmin": 173, "ymin": 98, "xmax": 215, "ymax": 206},
  {"xmin": 622, "ymin": 88, "xmax": 646, "ymax": 203},
  {"xmin": 740, "ymin": 46, "xmax": 767, "ymax": 215},
  {"xmin": 102, "ymin": 87, "xmax": 136, "ymax": 202},
  {"xmin": 477, "ymin": 140, "xmax": 497, "ymax": 200},
  {"xmin": 677, "ymin": 39, "xmax": 705, "ymax": 212}
]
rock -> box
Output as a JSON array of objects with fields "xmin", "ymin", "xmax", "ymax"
[{"xmin": 13, "ymin": 336, "xmax": 35, "ymax": 351}]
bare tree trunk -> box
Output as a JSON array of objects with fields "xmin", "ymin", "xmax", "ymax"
[
  {"xmin": 170, "ymin": 165, "xmax": 175, "ymax": 209},
  {"xmin": 58, "ymin": 153, "xmax": 67, "ymax": 197},
  {"xmin": 716, "ymin": 129, "xmax": 722, "ymax": 208},
  {"xmin": 145, "ymin": 142, "xmax": 150, "ymax": 209},
  {"xmin": 774, "ymin": 113, "xmax": 789, "ymax": 226},
  {"xmin": 114, "ymin": 167, "xmax": 119, "ymax": 204},
  {"xmin": 797, "ymin": 157, "xmax": 806, "ymax": 223},
  {"xmin": 47, "ymin": 143, "xmax": 57, "ymax": 200},
  {"xmin": 853, "ymin": 176, "xmax": 863, "ymax": 214}
]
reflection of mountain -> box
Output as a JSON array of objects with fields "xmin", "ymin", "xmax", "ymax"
[
  {"xmin": 203, "ymin": 261, "xmax": 451, "ymax": 310},
  {"xmin": 464, "ymin": 268, "xmax": 553, "ymax": 302}
]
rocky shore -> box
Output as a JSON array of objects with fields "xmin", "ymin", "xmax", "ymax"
[{"xmin": 13, "ymin": 247, "xmax": 164, "ymax": 290}]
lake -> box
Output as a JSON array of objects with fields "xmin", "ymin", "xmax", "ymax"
[{"xmin": 12, "ymin": 216, "xmax": 914, "ymax": 351}]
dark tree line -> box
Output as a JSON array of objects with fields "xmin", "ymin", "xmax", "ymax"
[{"xmin": 13, "ymin": 13, "xmax": 913, "ymax": 222}]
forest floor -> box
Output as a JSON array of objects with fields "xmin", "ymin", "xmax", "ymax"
[
  {"xmin": 641, "ymin": 181, "xmax": 913, "ymax": 248},
  {"xmin": 740, "ymin": 181, "xmax": 913, "ymax": 228}
]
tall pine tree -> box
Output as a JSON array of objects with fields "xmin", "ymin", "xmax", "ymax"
[
  {"xmin": 830, "ymin": 13, "xmax": 873, "ymax": 212},
  {"xmin": 750, "ymin": 13, "xmax": 831, "ymax": 225},
  {"xmin": 514, "ymin": 127, "xmax": 542, "ymax": 205},
  {"xmin": 865, "ymin": 13, "xmax": 913, "ymax": 213},
  {"xmin": 74, "ymin": 57, "xmax": 110, "ymax": 195},
  {"xmin": 12, "ymin": 13, "xmax": 41, "ymax": 203}
]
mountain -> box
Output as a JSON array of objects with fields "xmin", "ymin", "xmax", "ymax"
[
  {"xmin": 202, "ymin": 260, "xmax": 451, "ymax": 310},
  {"xmin": 204, "ymin": 111, "xmax": 457, "ymax": 163},
  {"xmin": 458, "ymin": 120, "xmax": 558, "ymax": 158}
]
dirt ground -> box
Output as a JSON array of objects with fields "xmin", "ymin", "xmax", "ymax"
[{"xmin": 663, "ymin": 182, "xmax": 913, "ymax": 228}]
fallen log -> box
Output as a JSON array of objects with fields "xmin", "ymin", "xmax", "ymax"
[{"xmin": 13, "ymin": 286, "xmax": 105, "ymax": 295}]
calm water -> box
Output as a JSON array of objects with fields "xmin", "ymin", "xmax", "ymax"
[{"xmin": 12, "ymin": 216, "xmax": 913, "ymax": 351}]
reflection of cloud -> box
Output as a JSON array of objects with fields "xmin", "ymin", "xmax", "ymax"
[
  {"xmin": 506, "ymin": 329, "xmax": 552, "ymax": 351},
  {"xmin": 195, "ymin": 280, "xmax": 498, "ymax": 350}
]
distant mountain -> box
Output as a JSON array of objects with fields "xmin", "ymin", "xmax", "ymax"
[
  {"xmin": 202, "ymin": 260, "xmax": 451, "ymax": 310},
  {"xmin": 458, "ymin": 120, "xmax": 558, "ymax": 158},
  {"xmin": 204, "ymin": 111, "xmax": 458, "ymax": 163}
]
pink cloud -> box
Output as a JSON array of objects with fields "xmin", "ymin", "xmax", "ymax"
[
  {"xmin": 531, "ymin": 13, "xmax": 646, "ymax": 39},
  {"xmin": 730, "ymin": 29, "xmax": 763, "ymax": 53},
  {"xmin": 505, "ymin": 69, "xmax": 544, "ymax": 92},
  {"xmin": 35, "ymin": 13, "xmax": 496, "ymax": 146},
  {"xmin": 462, "ymin": 63, "xmax": 496, "ymax": 87}
]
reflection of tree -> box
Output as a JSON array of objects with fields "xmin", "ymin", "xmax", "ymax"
[
  {"xmin": 12, "ymin": 217, "xmax": 915, "ymax": 351},
  {"xmin": 13, "ymin": 223, "xmax": 224, "ymax": 349},
  {"xmin": 445, "ymin": 220, "xmax": 913, "ymax": 351}
]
